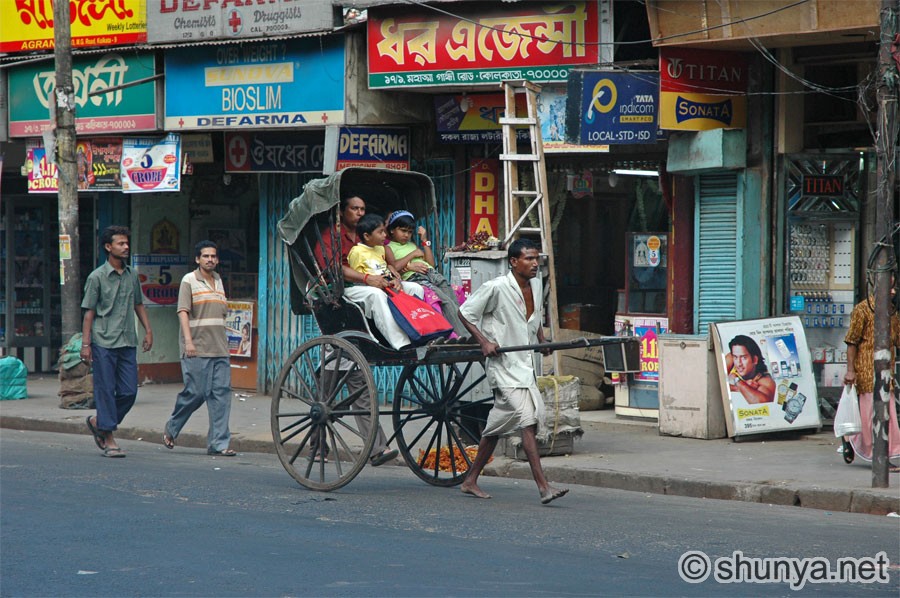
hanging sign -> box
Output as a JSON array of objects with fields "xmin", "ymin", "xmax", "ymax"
[
  {"xmin": 711, "ymin": 316, "xmax": 821, "ymax": 437},
  {"xmin": 334, "ymin": 127, "xmax": 410, "ymax": 171},
  {"xmin": 468, "ymin": 159, "xmax": 500, "ymax": 238},
  {"xmin": 0, "ymin": 0, "xmax": 147, "ymax": 53},
  {"xmin": 121, "ymin": 134, "xmax": 182, "ymax": 193},
  {"xmin": 368, "ymin": 1, "xmax": 599, "ymax": 88},
  {"xmin": 225, "ymin": 131, "xmax": 324, "ymax": 172},
  {"xmin": 659, "ymin": 48, "xmax": 747, "ymax": 131},
  {"xmin": 164, "ymin": 37, "xmax": 344, "ymax": 130},
  {"xmin": 574, "ymin": 71, "xmax": 660, "ymax": 145},
  {"xmin": 8, "ymin": 52, "xmax": 157, "ymax": 137}
]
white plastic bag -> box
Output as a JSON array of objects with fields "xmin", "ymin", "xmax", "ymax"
[{"xmin": 833, "ymin": 384, "xmax": 862, "ymax": 437}]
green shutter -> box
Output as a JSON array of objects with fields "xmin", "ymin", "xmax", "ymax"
[{"xmin": 695, "ymin": 173, "xmax": 741, "ymax": 333}]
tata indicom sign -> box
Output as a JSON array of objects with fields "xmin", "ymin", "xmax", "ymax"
[
  {"xmin": 164, "ymin": 37, "xmax": 344, "ymax": 130},
  {"xmin": 8, "ymin": 52, "xmax": 157, "ymax": 137},
  {"xmin": 367, "ymin": 1, "xmax": 599, "ymax": 89},
  {"xmin": 0, "ymin": 0, "xmax": 147, "ymax": 53},
  {"xmin": 578, "ymin": 72, "xmax": 659, "ymax": 145},
  {"xmin": 659, "ymin": 48, "xmax": 747, "ymax": 131}
]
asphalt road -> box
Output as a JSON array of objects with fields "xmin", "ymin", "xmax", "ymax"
[{"xmin": 2, "ymin": 430, "xmax": 898, "ymax": 597}]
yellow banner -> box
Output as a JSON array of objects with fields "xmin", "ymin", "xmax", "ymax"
[
  {"xmin": 659, "ymin": 91, "xmax": 746, "ymax": 131},
  {"xmin": 0, "ymin": 0, "xmax": 147, "ymax": 53}
]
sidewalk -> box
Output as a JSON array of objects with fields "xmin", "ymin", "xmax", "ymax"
[{"xmin": 2, "ymin": 374, "xmax": 898, "ymax": 515}]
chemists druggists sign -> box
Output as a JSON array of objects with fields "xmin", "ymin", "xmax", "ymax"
[
  {"xmin": 659, "ymin": 48, "xmax": 747, "ymax": 131},
  {"xmin": 368, "ymin": 1, "xmax": 599, "ymax": 89},
  {"xmin": 147, "ymin": 0, "xmax": 334, "ymax": 43},
  {"xmin": 0, "ymin": 0, "xmax": 147, "ymax": 53},
  {"xmin": 165, "ymin": 37, "xmax": 344, "ymax": 130},
  {"xmin": 8, "ymin": 53, "xmax": 157, "ymax": 137}
]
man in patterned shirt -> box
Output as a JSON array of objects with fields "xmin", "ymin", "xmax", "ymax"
[{"xmin": 163, "ymin": 241, "xmax": 236, "ymax": 456}]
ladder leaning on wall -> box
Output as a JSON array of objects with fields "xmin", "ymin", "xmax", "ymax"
[{"xmin": 498, "ymin": 80, "xmax": 561, "ymax": 373}]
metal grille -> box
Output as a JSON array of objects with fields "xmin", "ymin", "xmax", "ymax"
[{"xmin": 695, "ymin": 173, "xmax": 740, "ymax": 333}]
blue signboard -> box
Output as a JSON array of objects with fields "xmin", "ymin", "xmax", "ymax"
[
  {"xmin": 335, "ymin": 127, "xmax": 410, "ymax": 170},
  {"xmin": 579, "ymin": 72, "xmax": 659, "ymax": 145},
  {"xmin": 789, "ymin": 295, "xmax": 805, "ymax": 312},
  {"xmin": 164, "ymin": 37, "xmax": 344, "ymax": 130}
]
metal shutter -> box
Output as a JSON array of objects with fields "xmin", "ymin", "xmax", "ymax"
[{"xmin": 694, "ymin": 173, "xmax": 741, "ymax": 333}]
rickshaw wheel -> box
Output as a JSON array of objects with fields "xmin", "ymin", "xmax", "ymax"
[
  {"xmin": 393, "ymin": 361, "xmax": 494, "ymax": 487},
  {"xmin": 271, "ymin": 336, "xmax": 377, "ymax": 491}
]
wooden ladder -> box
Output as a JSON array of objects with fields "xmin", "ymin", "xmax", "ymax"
[{"xmin": 499, "ymin": 80, "xmax": 561, "ymax": 370}]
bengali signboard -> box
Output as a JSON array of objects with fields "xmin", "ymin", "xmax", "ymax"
[
  {"xmin": 434, "ymin": 93, "xmax": 528, "ymax": 144},
  {"xmin": 711, "ymin": 316, "xmax": 821, "ymax": 437},
  {"xmin": 334, "ymin": 127, "xmax": 409, "ymax": 171},
  {"xmin": 147, "ymin": 0, "xmax": 334, "ymax": 43},
  {"xmin": 0, "ymin": 0, "xmax": 147, "ymax": 53},
  {"xmin": 576, "ymin": 72, "xmax": 659, "ymax": 145},
  {"xmin": 121, "ymin": 134, "xmax": 182, "ymax": 193},
  {"xmin": 8, "ymin": 52, "xmax": 157, "ymax": 138},
  {"xmin": 368, "ymin": 1, "xmax": 599, "ymax": 89},
  {"xmin": 659, "ymin": 48, "xmax": 747, "ymax": 131},
  {"xmin": 164, "ymin": 37, "xmax": 344, "ymax": 130},
  {"xmin": 225, "ymin": 131, "xmax": 325, "ymax": 172},
  {"xmin": 469, "ymin": 159, "xmax": 499, "ymax": 238}
]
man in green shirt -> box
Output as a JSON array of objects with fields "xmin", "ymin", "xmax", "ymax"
[{"xmin": 81, "ymin": 226, "xmax": 153, "ymax": 458}]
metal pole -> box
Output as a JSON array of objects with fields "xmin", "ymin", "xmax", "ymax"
[
  {"xmin": 53, "ymin": 0, "xmax": 82, "ymax": 342},
  {"xmin": 871, "ymin": 0, "xmax": 898, "ymax": 489}
]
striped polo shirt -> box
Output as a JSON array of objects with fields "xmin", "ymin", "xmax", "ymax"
[{"xmin": 177, "ymin": 270, "xmax": 228, "ymax": 358}]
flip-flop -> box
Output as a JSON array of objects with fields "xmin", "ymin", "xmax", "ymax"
[
  {"xmin": 369, "ymin": 448, "xmax": 399, "ymax": 467},
  {"xmin": 102, "ymin": 447, "xmax": 126, "ymax": 458},
  {"xmin": 841, "ymin": 439, "xmax": 855, "ymax": 464},
  {"xmin": 86, "ymin": 416, "xmax": 106, "ymax": 450},
  {"xmin": 207, "ymin": 448, "xmax": 237, "ymax": 457},
  {"xmin": 163, "ymin": 433, "xmax": 175, "ymax": 449}
]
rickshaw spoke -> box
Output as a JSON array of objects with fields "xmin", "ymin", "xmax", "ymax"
[
  {"xmin": 330, "ymin": 384, "xmax": 368, "ymax": 412},
  {"xmin": 289, "ymin": 426, "xmax": 314, "ymax": 466},
  {"xmin": 279, "ymin": 417, "xmax": 313, "ymax": 444},
  {"xmin": 445, "ymin": 418, "xmax": 473, "ymax": 468},
  {"xmin": 444, "ymin": 420, "xmax": 458, "ymax": 478}
]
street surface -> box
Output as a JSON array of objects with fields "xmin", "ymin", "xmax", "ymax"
[{"xmin": 1, "ymin": 430, "xmax": 898, "ymax": 597}]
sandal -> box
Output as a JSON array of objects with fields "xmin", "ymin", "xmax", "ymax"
[
  {"xmin": 207, "ymin": 448, "xmax": 237, "ymax": 457},
  {"xmin": 163, "ymin": 432, "xmax": 175, "ymax": 449},
  {"xmin": 86, "ymin": 416, "xmax": 106, "ymax": 451},
  {"xmin": 841, "ymin": 439, "xmax": 855, "ymax": 464},
  {"xmin": 890, "ymin": 462, "xmax": 899, "ymax": 474}
]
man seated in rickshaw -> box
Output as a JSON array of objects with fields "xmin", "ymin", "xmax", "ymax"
[{"xmin": 313, "ymin": 194, "xmax": 422, "ymax": 351}]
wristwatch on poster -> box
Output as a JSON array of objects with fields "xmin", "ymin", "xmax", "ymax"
[{"xmin": 423, "ymin": 240, "xmax": 432, "ymax": 247}]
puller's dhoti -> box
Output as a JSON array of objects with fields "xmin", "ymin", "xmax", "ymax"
[{"xmin": 482, "ymin": 386, "xmax": 546, "ymax": 438}]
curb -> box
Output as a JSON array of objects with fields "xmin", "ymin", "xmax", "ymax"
[{"xmin": 3, "ymin": 416, "xmax": 897, "ymax": 516}]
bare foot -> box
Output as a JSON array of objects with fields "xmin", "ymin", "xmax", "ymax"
[
  {"xmin": 461, "ymin": 483, "xmax": 492, "ymax": 499},
  {"xmin": 540, "ymin": 486, "xmax": 569, "ymax": 505}
]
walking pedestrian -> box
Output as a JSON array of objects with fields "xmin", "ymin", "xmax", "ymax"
[
  {"xmin": 82, "ymin": 226, "xmax": 153, "ymax": 458},
  {"xmin": 458, "ymin": 238, "xmax": 569, "ymax": 504},
  {"xmin": 163, "ymin": 241, "xmax": 236, "ymax": 456}
]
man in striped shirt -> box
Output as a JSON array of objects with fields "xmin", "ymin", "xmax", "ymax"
[{"xmin": 163, "ymin": 241, "xmax": 236, "ymax": 456}]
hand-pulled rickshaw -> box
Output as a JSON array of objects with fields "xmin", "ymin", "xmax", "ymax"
[{"xmin": 273, "ymin": 168, "xmax": 629, "ymax": 491}]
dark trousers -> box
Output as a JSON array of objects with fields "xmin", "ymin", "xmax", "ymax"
[{"xmin": 92, "ymin": 345, "xmax": 138, "ymax": 432}]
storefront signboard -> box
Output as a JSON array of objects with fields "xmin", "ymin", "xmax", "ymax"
[
  {"xmin": 0, "ymin": 0, "xmax": 147, "ymax": 53},
  {"xmin": 8, "ymin": 52, "xmax": 157, "ymax": 137},
  {"xmin": 368, "ymin": 2, "xmax": 599, "ymax": 89},
  {"xmin": 710, "ymin": 316, "xmax": 821, "ymax": 437},
  {"xmin": 121, "ymin": 134, "xmax": 182, "ymax": 193},
  {"xmin": 577, "ymin": 72, "xmax": 659, "ymax": 145},
  {"xmin": 164, "ymin": 37, "xmax": 344, "ymax": 130},
  {"xmin": 133, "ymin": 253, "xmax": 190, "ymax": 307},
  {"xmin": 469, "ymin": 159, "xmax": 499, "ymax": 238},
  {"xmin": 334, "ymin": 127, "xmax": 409, "ymax": 171},
  {"xmin": 147, "ymin": 0, "xmax": 334, "ymax": 43},
  {"xmin": 659, "ymin": 48, "xmax": 747, "ymax": 131},
  {"xmin": 226, "ymin": 301, "xmax": 254, "ymax": 358},
  {"xmin": 225, "ymin": 131, "xmax": 324, "ymax": 172}
]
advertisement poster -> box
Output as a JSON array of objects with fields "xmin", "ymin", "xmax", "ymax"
[
  {"xmin": 659, "ymin": 48, "xmax": 747, "ymax": 131},
  {"xmin": 121, "ymin": 134, "xmax": 182, "ymax": 193},
  {"xmin": 8, "ymin": 52, "xmax": 157, "ymax": 137},
  {"xmin": 26, "ymin": 147, "xmax": 58, "ymax": 194},
  {"xmin": 226, "ymin": 301, "xmax": 254, "ymax": 358},
  {"xmin": 77, "ymin": 138, "xmax": 123, "ymax": 191},
  {"xmin": 614, "ymin": 316, "xmax": 668, "ymax": 382},
  {"xmin": 711, "ymin": 316, "xmax": 821, "ymax": 437},
  {"xmin": 434, "ymin": 93, "xmax": 529, "ymax": 144},
  {"xmin": 334, "ymin": 127, "xmax": 409, "ymax": 171},
  {"xmin": 368, "ymin": 1, "xmax": 599, "ymax": 88},
  {"xmin": 164, "ymin": 37, "xmax": 344, "ymax": 130},
  {"xmin": 469, "ymin": 159, "xmax": 499, "ymax": 237},
  {"xmin": 0, "ymin": 0, "xmax": 147, "ymax": 53},
  {"xmin": 578, "ymin": 72, "xmax": 659, "ymax": 145},
  {"xmin": 132, "ymin": 254, "xmax": 190, "ymax": 307}
]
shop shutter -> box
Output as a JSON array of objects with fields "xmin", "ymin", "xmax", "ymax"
[{"xmin": 694, "ymin": 172, "xmax": 740, "ymax": 334}]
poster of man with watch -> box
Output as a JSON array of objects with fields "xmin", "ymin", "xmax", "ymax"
[{"xmin": 711, "ymin": 316, "xmax": 821, "ymax": 437}]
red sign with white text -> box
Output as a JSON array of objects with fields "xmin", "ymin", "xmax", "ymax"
[
  {"xmin": 469, "ymin": 159, "xmax": 500, "ymax": 238},
  {"xmin": 659, "ymin": 48, "xmax": 748, "ymax": 95}
]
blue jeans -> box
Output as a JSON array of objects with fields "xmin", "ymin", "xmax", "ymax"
[
  {"xmin": 165, "ymin": 356, "xmax": 232, "ymax": 452},
  {"xmin": 92, "ymin": 345, "xmax": 138, "ymax": 432}
]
